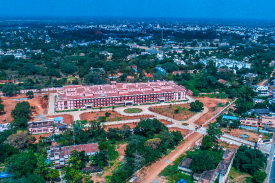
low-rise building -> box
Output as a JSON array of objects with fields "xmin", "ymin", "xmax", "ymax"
[
  {"xmin": 255, "ymin": 86, "xmax": 269, "ymax": 97},
  {"xmin": 28, "ymin": 118, "xmax": 68, "ymax": 134},
  {"xmin": 240, "ymin": 118, "xmax": 259, "ymax": 127},
  {"xmin": 48, "ymin": 143, "xmax": 99, "ymax": 168},
  {"xmin": 178, "ymin": 157, "xmax": 193, "ymax": 175},
  {"xmin": 179, "ymin": 148, "xmax": 237, "ymax": 183}
]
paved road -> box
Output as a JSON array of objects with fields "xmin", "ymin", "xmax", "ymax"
[
  {"xmin": 48, "ymin": 93, "xmax": 56, "ymax": 115},
  {"xmin": 266, "ymin": 136, "xmax": 275, "ymax": 183}
]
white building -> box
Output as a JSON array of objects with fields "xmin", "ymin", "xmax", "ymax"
[
  {"xmin": 199, "ymin": 57, "xmax": 251, "ymax": 70},
  {"xmin": 255, "ymin": 86, "xmax": 269, "ymax": 97}
]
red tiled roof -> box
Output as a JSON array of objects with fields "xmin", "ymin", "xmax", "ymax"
[{"xmin": 0, "ymin": 80, "xmax": 14, "ymax": 84}]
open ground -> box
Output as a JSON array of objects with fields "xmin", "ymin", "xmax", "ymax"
[
  {"xmin": 150, "ymin": 104, "xmax": 196, "ymax": 121},
  {"xmin": 222, "ymin": 128, "xmax": 259, "ymax": 142},
  {"xmin": 194, "ymin": 97, "xmax": 231, "ymax": 126},
  {"xmin": 0, "ymin": 93, "xmax": 48, "ymax": 124},
  {"xmin": 80, "ymin": 111, "xmax": 154, "ymax": 122}
]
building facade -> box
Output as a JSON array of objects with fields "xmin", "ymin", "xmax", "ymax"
[
  {"xmin": 255, "ymin": 86, "xmax": 269, "ymax": 97},
  {"xmin": 48, "ymin": 143, "xmax": 99, "ymax": 168},
  {"xmin": 56, "ymin": 80, "xmax": 187, "ymax": 110},
  {"xmin": 28, "ymin": 118, "xmax": 68, "ymax": 134}
]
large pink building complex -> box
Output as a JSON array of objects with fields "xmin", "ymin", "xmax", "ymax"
[{"xmin": 56, "ymin": 80, "xmax": 187, "ymax": 110}]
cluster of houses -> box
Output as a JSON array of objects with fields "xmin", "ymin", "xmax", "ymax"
[
  {"xmin": 178, "ymin": 148, "xmax": 236, "ymax": 183},
  {"xmin": 47, "ymin": 142, "xmax": 100, "ymax": 169},
  {"xmin": 199, "ymin": 57, "xmax": 251, "ymax": 70}
]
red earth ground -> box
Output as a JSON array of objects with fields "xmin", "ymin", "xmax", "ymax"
[
  {"xmin": 194, "ymin": 97, "xmax": 231, "ymax": 126},
  {"xmin": 0, "ymin": 93, "xmax": 48, "ymax": 124},
  {"xmin": 80, "ymin": 111, "xmax": 154, "ymax": 122},
  {"xmin": 150, "ymin": 104, "xmax": 196, "ymax": 121}
]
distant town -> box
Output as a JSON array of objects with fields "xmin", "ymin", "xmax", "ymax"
[{"xmin": 0, "ymin": 18, "xmax": 274, "ymax": 183}]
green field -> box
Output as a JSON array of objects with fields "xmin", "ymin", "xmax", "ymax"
[{"xmin": 124, "ymin": 108, "xmax": 142, "ymax": 113}]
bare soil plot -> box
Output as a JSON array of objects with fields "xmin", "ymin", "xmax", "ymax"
[
  {"xmin": 150, "ymin": 104, "xmax": 196, "ymax": 120},
  {"xmin": 223, "ymin": 128, "xmax": 259, "ymax": 142},
  {"xmin": 31, "ymin": 133, "xmax": 52, "ymax": 144},
  {"xmin": 46, "ymin": 114, "xmax": 74, "ymax": 125},
  {"xmin": 80, "ymin": 111, "xmax": 154, "ymax": 122},
  {"xmin": 0, "ymin": 93, "xmax": 49, "ymax": 124},
  {"xmin": 194, "ymin": 97, "xmax": 230, "ymax": 126}
]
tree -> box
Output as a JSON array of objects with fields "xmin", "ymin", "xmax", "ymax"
[
  {"xmin": 133, "ymin": 150, "xmax": 145, "ymax": 172},
  {"xmin": 112, "ymin": 106, "xmax": 115, "ymax": 112},
  {"xmin": 11, "ymin": 117, "xmax": 28, "ymax": 131},
  {"xmin": 144, "ymin": 138, "xmax": 162, "ymax": 150},
  {"xmin": 26, "ymin": 91, "xmax": 34, "ymax": 98},
  {"xmin": 253, "ymin": 170, "xmax": 267, "ymax": 183},
  {"xmin": 105, "ymin": 112, "xmax": 111, "ymax": 118},
  {"xmin": 189, "ymin": 151, "xmax": 217, "ymax": 173},
  {"xmin": 68, "ymin": 150, "xmax": 89, "ymax": 170},
  {"xmin": 11, "ymin": 101, "xmax": 31, "ymax": 120},
  {"xmin": 229, "ymin": 120, "xmax": 241, "ymax": 129},
  {"xmin": 4, "ymin": 130, "xmax": 31, "ymax": 149},
  {"xmin": 234, "ymin": 145, "xmax": 267, "ymax": 174},
  {"xmin": 0, "ymin": 103, "xmax": 4, "ymax": 113},
  {"xmin": 4, "ymin": 151, "xmax": 38, "ymax": 179},
  {"xmin": 62, "ymin": 150, "xmax": 92, "ymax": 183},
  {"xmin": 201, "ymin": 135, "xmax": 213, "ymax": 150},
  {"xmin": 134, "ymin": 119, "xmax": 168, "ymax": 137},
  {"xmin": 207, "ymin": 123, "xmax": 223, "ymax": 142},
  {"xmin": 1, "ymin": 83, "xmax": 19, "ymax": 96},
  {"xmin": 98, "ymin": 116, "xmax": 107, "ymax": 122},
  {"xmin": 91, "ymin": 150, "xmax": 108, "ymax": 168},
  {"xmin": 171, "ymin": 131, "xmax": 183, "ymax": 144},
  {"xmin": 236, "ymin": 103, "xmax": 248, "ymax": 115},
  {"xmin": 190, "ymin": 100, "xmax": 204, "ymax": 112},
  {"xmin": 43, "ymin": 95, "xmax": 48, "ymax": 100}
]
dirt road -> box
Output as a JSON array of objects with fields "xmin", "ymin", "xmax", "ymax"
[{"xmin": 138, "ymin": 132, "xmax": 203, "ymax": 183}]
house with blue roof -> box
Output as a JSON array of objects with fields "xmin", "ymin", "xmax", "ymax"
[
  {"xmin": 222, "ymin": 115, "xmax": 239, "ymax": 121},
  {"xmin": 155, "ymin": 66, "xmax": 166, "ymax": 76}
]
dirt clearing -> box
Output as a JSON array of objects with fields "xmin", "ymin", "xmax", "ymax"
[
  {"xmin": 0, "ymin": 93, "xmax": 49, "ymax": 124},
  {"xmin": 150, "ymin": 104, "xmax": 196, "ymax": 120},
  {"xmin": 194, "ymin": 97, "xmax": 230, "ymax": 126},
  {"xmin": 223, "ymin": 128, "xmax": 259, "ymax": 142},
  {"xmin": 46, "ymin": 114, "xmax": 74, "ymax": 125}
]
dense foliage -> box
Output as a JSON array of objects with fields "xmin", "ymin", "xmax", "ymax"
[
  {"xmin": 233, "ymin": 145, "xmax": 267, "ymax": 174},
  {"xmin": 110, "ymin": 118, "xmax": 183, "ymax": 182}
]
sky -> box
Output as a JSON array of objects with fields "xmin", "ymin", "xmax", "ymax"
[{"xmin": 0, "ymin": 0, "xmax": 274, "ymax": 20}]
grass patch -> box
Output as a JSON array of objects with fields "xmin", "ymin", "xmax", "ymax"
[
  {"xmin": 124, "ymin": 108, "xmax": 142, "ymax": 113},
  {"xmin": 182, "ymin": 123, "xmax": 189, "ymax": 126},
  {"xmin": 263, "ymin": 133, "xmax": 273, "ymax": 140},
  {"xmin": 56, "ymin": 109, "xmax": 78, "ymax": 112},
  {"xmin": 160, "ymin": 155, "xmax": 193, "ymax": 183},
  {"xmin": 199, "ymin": 93, "xmax": 228, "ymax": 99},
  {"xmin": 228, "ymin": 167, "xmax": 252, "ymax": 182}
]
